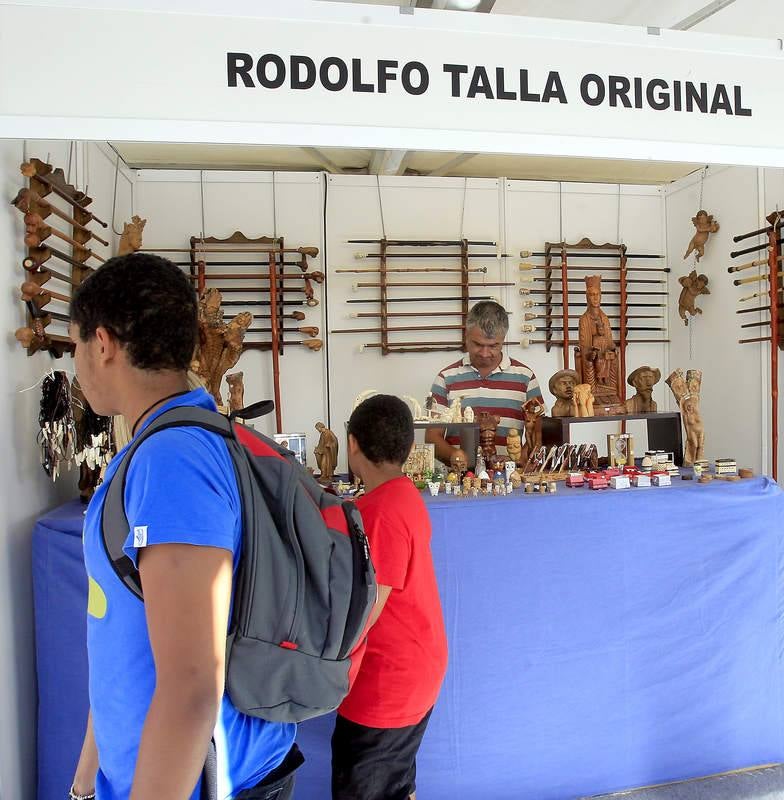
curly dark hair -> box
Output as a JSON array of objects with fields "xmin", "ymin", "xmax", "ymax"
[
  {"xmin": 70, "ymin": 253, "xmax": 198, "ymax": 371},
  {"xmin": 347, "ymin": 394, "xmax": 414, "ymax": 467}
]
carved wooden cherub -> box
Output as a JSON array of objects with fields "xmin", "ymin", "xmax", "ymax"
[
  {"xmin": 192, "ymin": 288, "xmax": 252, "ymax": 407},
  {"xmin": 678, "ymin": 270, "xmax": 710, "ymax": 325},
  {"xmin": 666, "ymin": 368, "xmax": 705, "ymax": 465},
  {"xmin": 573, "ymin": 384, "xmax": 595, "ymax": 417},
  {"xmin": 625, "ymin": 366, "xmax": 660, "ymax": 414},
  {"xmin": 118, "ymin": 215, "xmax": 147, "ymax": 256},
  {"xmin": 683, "ymin": 210, "xmax": 719, "ymax": 262}
]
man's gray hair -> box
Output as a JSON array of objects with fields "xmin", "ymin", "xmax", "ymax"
[{"xmin": 466, "ymin": 300, "xmax": 509, "ymax": 338}]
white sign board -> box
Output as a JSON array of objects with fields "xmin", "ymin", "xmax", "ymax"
[{"xmin": 1, "ymin": 0, "xmax": 783, "ymax": 166}]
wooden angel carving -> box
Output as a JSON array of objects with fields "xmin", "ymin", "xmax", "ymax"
[
  {"xmin": 677, "ymin": 270, "xmax": 710, "ymax": 325},
  {"xmin": 118, "ymin": 215, "xmax": 147, "ymax": 256},
  {"xmin": 683, "ymin": 210, "xmax": 719, "ymax": 262},
  {"xmin": 666, "ymin": 368, "xmax": 705, "ymax": 465},
  {"xmin": 192, "ymin": 288, "xmax": 252, "ymax": 407}
]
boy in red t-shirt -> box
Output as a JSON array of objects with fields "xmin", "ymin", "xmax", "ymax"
[{"xmin": 333, "ymin": 394, "xmax": 448, "ymax": 800}]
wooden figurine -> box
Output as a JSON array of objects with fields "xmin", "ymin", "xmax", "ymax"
[
  {"xmin": 448, "ymin": 396, "xmax": 463, "ymax": 423},
  {"xmin": 314, "ymin": 422, "xmax": 339, "ymax": 484},
  {"xmin": 677, "ymin": 270, "xmax": 710, "ymax": 325},
  {"xmin": 683, "ymin": 210, "xmax": 719, "ymax": 262},
  {"xmin": 549, "ymin": 369, "xmax": 580, "ymax": 417},
  {"xmin": 574, "ymin": 276, "xmax": 624, "ymax": 414},
  {"xmin": 625, "ymin": 366, "xmax": 661, "ymax": 414},
  {"xmin": 506, "ymin": 428, "xmax": 523, "ymax": 465},
  {"xmin": 477, "ymin": 411, "xmax": 501, "ymax": 463},
  {"xmin": 118, "ymin": 215, "xmax": 147, "ymax": 256},
  {"xmin": 192, "ymin": 288, "xmax": 252, "ymax": 407},
  {"xmin": 666, "ymin": 368, "xmax": 705, "ymax": 465},
  {"xmin": 573, "ymin": 384, "xmax": 595, "ymax": 417},
  {"xmin": 226, "ymin": 371, "xmax": 245, "ymax": 415},
  {"xmin": 522, "ymin": 399, "xmax": 544, "ymax": 461},
  {"xmin": 463, "ymin": 405, "xmax": 475, "ymax": 423}
]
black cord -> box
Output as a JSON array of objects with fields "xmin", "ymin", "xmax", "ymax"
[{"xmin": 130, "ymin": 390, "xmax": 191, "ymax": 438}]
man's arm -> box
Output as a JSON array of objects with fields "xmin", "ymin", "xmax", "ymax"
[
  {"xmin": 72, "ymin": 711, "xmax": 99, "ymax": 796},
  {"xmin": 367, "ymin": 584, "xmax": 393, "ymax": 629},
  {"xmin": 129, "ymin": 543, "xmax": 233, "ymax": 800},
  {"xmin": 426, "ymin": 373, "xmax": 466, "ymax": 468}
]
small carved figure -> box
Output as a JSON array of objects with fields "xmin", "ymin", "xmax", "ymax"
[
  {"xmin": 683, "ymin": 210, "xmax": 719, "ymax": 262},
  {"xmin": 226, "ymin": 371, "xmax": 245, "ymax": 414},
  {"xmin": 463, "ymin": 405, "xmax": 475, "ymax": 423},
  {"xmin": 625, "ymin": 366, "xmax": 661, "ymax": 414},
  {"xmin": 522, "ymin": 398, "xmax": 544, "ymax": 457},
  {"xmin": 506, "ymin": 428, "xmax": 523, "ymax": 465},
  {"xmin": 678, "ymin": 270, "xmax": 710, "ymax": 325},
  {"xmin": 477, "ymin": 411, "xmax": 501, "ymax": 463},
  {"xmin": 449, "ymin": 396, "xmax": 463, "ymax": 423},
  {"xmin": 666, "ymin": 368, "xmax": 705, "ymax": 465},
  {"xmin": 118, "ymin": 215, "xmax": 147, "ymax": 256},
  {"xmin": 573, "ymin": 384, "xmax": 595, "ymax": 417},
  {"xmin": 549, "ymin": 369, "xmax": 580, "ymax": 417},
  {"xmin": 314, "ymin": 422, "xmax": 339, "ymax": 484}
]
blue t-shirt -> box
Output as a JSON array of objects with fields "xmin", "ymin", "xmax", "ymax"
[{"xmin": 83, "ymin": 388, "xmax": 296, "ymax": 800}]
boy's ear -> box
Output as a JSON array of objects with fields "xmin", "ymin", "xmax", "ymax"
[{"xmin": 347, "ymin": 433, "xmax": 360, "ymax": 457}]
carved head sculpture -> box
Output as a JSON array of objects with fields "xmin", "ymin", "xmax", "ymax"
[
  {"xmin": 548, "ymin": 369, "xmax": 580, "ymax": 400},
  {"xmin": 120, "ymin": 215, "xmax": 146, "ymax": 253},
  {"xmin": 585, "ymin": 275, "xmax": 602, "ymax": 309},
  {"xmin": 627, "ymin": 366, "xmax": 661, "ymax": 394}
]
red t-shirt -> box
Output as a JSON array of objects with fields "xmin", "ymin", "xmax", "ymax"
[{"xmin": 339, "ymin": 476, "xmax": 448, "ymax": 729}]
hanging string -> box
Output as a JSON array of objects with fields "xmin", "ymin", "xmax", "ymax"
[
  {"xmin": 199, "ymin": 169, "xmax": 206, "ymax": 242},
  {"xmin": 459, "ymin": 177, "xmax": 468, "ymax": 241},
  {"xmin": 616, "ymin": 183, "xmax": 622, "ymax": 245},
  {"xmin": 110, "ymin": 152, "xmax": 123, "ymax": 236},
  {"xmin": 272, "ymin": 171, "xmax": 278, "ymax": 240},
  {"xmin": 558, "ymin": 181, "xmax": 563, "ymax": 243},
  {"xmin": 66, "ymin": 141, "xmax": 74, "ymax": 185},
  {"xmin": 376, "ymin": 175, "xmax": 387, "ymax": 239}
]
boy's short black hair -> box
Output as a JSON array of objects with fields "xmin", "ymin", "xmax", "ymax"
[
  {"xmin": 70, "ymin": 253, "xmax": 198, "ymax": 371},
  {"xmin": 348, "ymin": 394, "xmax": 414, "ymax": 467}
]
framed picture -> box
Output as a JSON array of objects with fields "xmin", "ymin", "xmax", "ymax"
[
  {"xmin": 273, "ymin": 433, "xmax": 307, "ymax": 467},
  {"xmin": 607, "ymin": 433, "xmax": 634, "ymax": 468}
]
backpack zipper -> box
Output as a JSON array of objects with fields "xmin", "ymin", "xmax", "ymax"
[
  {"xmin": 337, "ymin": 504, "xmax": 373, "ymax": 660},
  {"xmin": 284, "ymin": 468, "xmax": 306, "ymax": 646}
]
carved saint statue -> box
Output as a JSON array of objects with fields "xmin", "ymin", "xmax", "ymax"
[
  {"xmin": 314, "ymin": 422, "xmax": 339, "ymax": 484},
  {"xmin": 575, "ymin": 275, "xmax": 624, "ymax": 413}
]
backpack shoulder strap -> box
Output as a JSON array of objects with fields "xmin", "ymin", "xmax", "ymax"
[{"xmin": 101, "ymin": 406, "xmax": 235, "ymax": 601}]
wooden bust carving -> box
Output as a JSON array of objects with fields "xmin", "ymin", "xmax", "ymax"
[
  {"xmin": 666, "ymin": 368, "xmax": 705, "ymax": 465},
  {"xmin": 549, "ymin": 369, "xmax": 580, "ymax": 418},
  {"xmin": 574, "ymin": 275, "xmax": 624, "ymax": 413},
  {"xmin": 192, "ymin": 288, "xmax": 252, "ymax": 407},
  {"xmin": 625, "ymin": 366, "xmax": 660, "ymax": 414},
  {"xmin": 314, "ymin": 422, "xmax": 338, "ymax": 484},
  {"xmin": 683, "ymin": 210, "xmax": 719, "ymax": 262}
]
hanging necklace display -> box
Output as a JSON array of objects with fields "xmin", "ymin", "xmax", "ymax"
[
  {"xmin": 71, "ymin": 378, "xmax": 114, "ymax": 489},
  {"xmin": 37, "ymin": 370, "xmax": 76, "ymax": 480}
]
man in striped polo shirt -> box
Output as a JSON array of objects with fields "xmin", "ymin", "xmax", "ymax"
[{"xmin": 426, "ymin": 301, "xmax": 543, "ymax": 469}]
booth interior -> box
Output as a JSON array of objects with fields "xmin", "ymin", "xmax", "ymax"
[{"xmin": 3, "ymin": 5, "xmax": 784, "ymax": 800}]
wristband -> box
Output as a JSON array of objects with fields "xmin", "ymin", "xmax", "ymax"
[{"xmin": 69, "ymin": 785, "xmax": 96, "ymax": 800}]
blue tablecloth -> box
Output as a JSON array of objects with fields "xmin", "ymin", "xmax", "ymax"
[{"xmin": 33, "ymin": 478, "xmax": 784, "ymax": 800}]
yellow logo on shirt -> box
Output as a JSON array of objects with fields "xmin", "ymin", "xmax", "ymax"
[{"xmin": 87, "ymin": 576, "xmax": 107, "ymax": 619}]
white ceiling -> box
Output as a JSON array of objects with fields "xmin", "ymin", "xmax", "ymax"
[{"xmin": 112, "ymin": 0, "xmax": 772, "ymax": 184}]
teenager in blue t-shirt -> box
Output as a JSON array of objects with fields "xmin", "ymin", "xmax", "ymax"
[{"xmin": 68, "ymin": 254, "xmax": 299, "ymax": 800}]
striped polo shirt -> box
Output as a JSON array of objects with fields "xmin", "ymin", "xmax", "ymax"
[{"xmin": 430, "ymin": 354, "xmax": 544, "ymax": 451}]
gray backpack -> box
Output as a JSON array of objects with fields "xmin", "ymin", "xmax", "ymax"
[{"xmin": 101, "ymin": 404, "xmax": 376, "ymax": 723}]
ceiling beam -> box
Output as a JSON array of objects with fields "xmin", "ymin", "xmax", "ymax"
[
  {"xmin": 368, "ymin": 149, "xmax": 409, "ymax": 175},
  {"xmin": 428, "ymin": 152, "xmax": 477, "ymax": 177},
  {"xmin": 301, "ymin": 147, "xmax": 344, "ymax": 174},
  {"xmin": 671, "ymin": 0, "xmax": 737, "ymax": 30}
]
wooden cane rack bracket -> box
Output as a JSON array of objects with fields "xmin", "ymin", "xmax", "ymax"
[
  {"xmin": 13, "ymin": 157, "xmax": 108, "ymax": 358},
  {"xmin": 334, "ymin": 237, "xmax": 500, "ymax": 355},
  {"xmin": 731, "ymin": 210, "xmax": 784, "ymax": 480}
]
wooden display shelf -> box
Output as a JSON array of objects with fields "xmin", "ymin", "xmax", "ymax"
[{"xmin": 541, "ymin": 411, "xmax": 683, "ymax": 466}]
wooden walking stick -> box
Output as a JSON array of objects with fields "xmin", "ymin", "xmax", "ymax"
[
  {"xmin": 520, "ymin": 287, "xmax": 667, "ymax": 297},
  {"xmin": 23, "ymin": 261, "xmax": 79, "ymax": 286},
  {"xmin": 12, "ymin": 189, "xmax": 109, "ymax": 246},
  {"xmin": 766, "ymin": 215, "xmax": 781, "ymax": 480},
  {"xmin": 190, "ymin": 271, "xmax": 325, "ymax": 283},
  {"xmin": 353, "ymin": 280, "xmax": 514, "ymax": 290},
  {"xmin": 733, "ymin": 271, "xmax": 784, "ymax": 287},
  {"xmin": 23, "ymin": 245, "xmax": 92, "ymax": 273},
  {"xmin": 21, "ymin": 159, "xmax": 108, "ymax": 225},
  {"xmin": 730, "ymin": 238, "xmax": 784, "ymax": 259},
  {"xmin": 348, "ymin": 238, "xmax": 497, "ymax": 246},
  {"xmin": 733, "ymin": 219, "xmax": 784, "ymax": 243},
  {"xmin": 142, "ymin": 245, "xmax": 319, "ymax": 257},
  {"xmin": 524, "ymin": 275, "xmax": 664, "ymax": 286},
  {"xmin": 268, "ymin": 248, "xmax": 283, "ymax": 432},
  {"xmin": 21, "ymin": 281, "xmax": 70, "ymax": 308},
  {"xmin": 24, "ymin": 216, "xmax": 106, "ymax": 262},
  {"xmin": 244, "ymin": 338, "xmax": 322, "ymax": 352},
  {"xmin": 247, "ymin": 325, "xmax": 319, "ymax": 336},
  {"xmin": 520, "ymin": 261, "xmax": 670, "ymax": 274},
  {"xmin": 737, "ymin": 303, "xmax": 784, "ymax": 315},
  {"xmin": 728, "ymin": 254, "xmax": 784, "ymax": 274},
  {"xmin": 252, "ymin": 310, "xmax": 306, "ymax": 321},
  {"xmin": 346, "ymin": 294, "xmax": 498, "ymax": 304},
  {"xmin": 350, "ymin": 310, "xmax": 470, "ymax": 319},
  {"xmin": 355, "ymin": 251, "xmax": 513, "ymax": 260},
  {"xmin": 332, "ymin": 324, "xmax": 464, "ymax": 334},
  {"xmin": 521, "ymin": 248, "xmax": 663, "ymax": 260},
  {"xmin": 336, "ymin": 266, "xmax": 488, "ymax": 274}
]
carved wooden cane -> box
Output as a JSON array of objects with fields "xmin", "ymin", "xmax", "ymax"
[{"xmin": 12, "ymin": 189, "xmax": 109, "ymax": 246}]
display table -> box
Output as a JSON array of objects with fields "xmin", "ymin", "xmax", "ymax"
[{"xmin": 33, "ymin": 479, "xmax": 784, "ymax": 800}]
